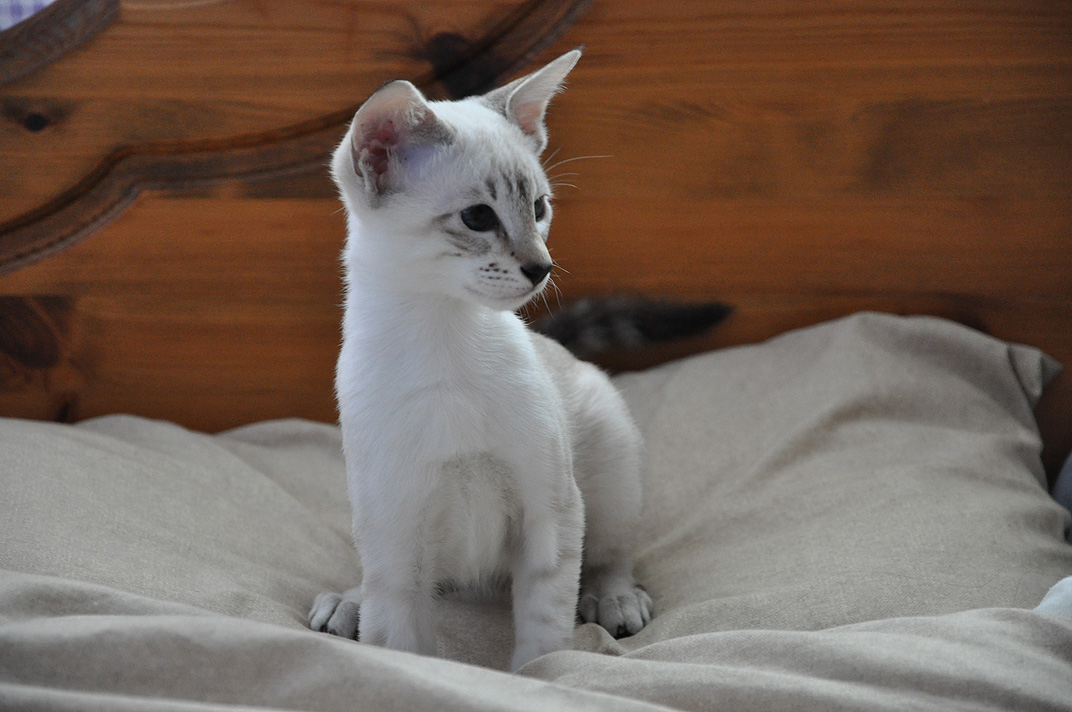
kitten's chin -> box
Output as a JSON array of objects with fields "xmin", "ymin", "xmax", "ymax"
[{"xmin": 465, "ymin": 286, "xmax": 543, "ymax": 312}]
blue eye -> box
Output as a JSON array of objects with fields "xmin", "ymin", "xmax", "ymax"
[
  {"xmin": 460, "ymin": 204, "xmax": 499, "ymax": 232},
  {"xmin": 534, "ymin": 196, "xmax": 547, "ymax": 221}
]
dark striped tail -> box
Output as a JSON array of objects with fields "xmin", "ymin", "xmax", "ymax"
[{"xmin": 530, "ymin": 297, "xmax": 732, "ymax": 357}]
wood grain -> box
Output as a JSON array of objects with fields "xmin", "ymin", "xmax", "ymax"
[
  {"xmin": 0, "ymin": 0, "xmax": 1070, "ymax": 479},
  {"xmin": 543, "ymin": 0, "xmax": 1072, "ymax": 475},
  {"xmin": 0, "ymin": 0, "xmax": 590, "ymax": 272}
]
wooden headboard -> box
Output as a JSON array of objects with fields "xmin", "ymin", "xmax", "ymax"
[{"xmin": 2, "ymin": 0, "xmax": 1070, "ymax": 478}]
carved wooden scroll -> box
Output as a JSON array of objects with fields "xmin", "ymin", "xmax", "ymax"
[{"xmin": 0, "ymin": 0, "xmax": 590, "ymax": 273}]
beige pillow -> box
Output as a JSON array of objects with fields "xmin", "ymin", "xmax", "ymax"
[
  {"xmin": 611, "ymin": 312, "xmax": 1070, "ymax": 648},
  {"xmin": 1, "ymin": 312, "xmax": 1070, "ymax": 711}
]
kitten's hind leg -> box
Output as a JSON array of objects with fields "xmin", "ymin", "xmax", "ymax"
[
  {"xmin": 579, "ymin": 564, "xmax": 654, "ymax": 638},
  {"xmin": 309, "ymin": 585, "xmax": 364, "ymax": 639},
  {"xmin": 574, "ymin": 381, "xmax": 654, "ymax": 638},
  {"xmin": 578, "ymin": 479, "xmax": 655, "ymax": 638}
]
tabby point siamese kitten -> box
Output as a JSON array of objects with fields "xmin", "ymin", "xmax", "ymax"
[{"xmin": 308, "ymin": 49, "xmax": 652, "ymax": 671}]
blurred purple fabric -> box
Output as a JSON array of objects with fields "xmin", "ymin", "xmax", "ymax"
[{"xmin": 0, "ymin": 0, "xmax": 56, "ymax": 31}]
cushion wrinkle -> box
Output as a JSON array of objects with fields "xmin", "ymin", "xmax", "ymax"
[{"xmin": 2, "ymin": 312, "xmax": 1071, "ymax": 711}]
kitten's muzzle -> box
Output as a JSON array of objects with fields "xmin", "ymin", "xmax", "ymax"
[{"xmin": 519, "ymin": 261, "xmax": 553, "ymax": 286}]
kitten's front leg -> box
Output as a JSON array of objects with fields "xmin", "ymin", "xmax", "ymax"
[
  {"xmin": 309, "ymin": 585, "xmax": 363, "ymax": 639},
  {"xmin": 509, "ymin": 479, "xmax": 584, "ymax": 671},
  {"xmin": 358, "ymin": 575, "xmax": 437, "ymax": 655},
  {"xmin": 347, "ymin": 459, "xmax": 441, "ymax": 658}
]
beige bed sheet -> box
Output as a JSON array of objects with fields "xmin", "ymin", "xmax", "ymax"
[{"xmin": 2, "ymin": 313, "xmax": 1071, "ymax": 710}]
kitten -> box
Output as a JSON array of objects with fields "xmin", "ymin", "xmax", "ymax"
[{"xmin": 308, "ymin": 49, "xmax": 653, "ymax": 671}]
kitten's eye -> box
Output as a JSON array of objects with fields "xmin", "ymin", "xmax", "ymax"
[
  {"xmin": 460, "ymin": 204, "xmax": 499, "ymax": 232},
  {"xmin": 534, "ymin": 196, "xmax": 548, "ymax": 221}
]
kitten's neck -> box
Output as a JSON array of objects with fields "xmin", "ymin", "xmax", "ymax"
[
  {"xmin": 345, "ymin": 288, "xmax": 515, "ymax": 382},
  {"xmin": 344, "ymin": 258, "xmax": 509, "ymax": 359},
  {"xmin": 350, "ymin": 283, "xmax": 491, "ymax": 330},
  {"xmin": 343, "ymin": 214, "xmax": 514, "ymax": 330}
]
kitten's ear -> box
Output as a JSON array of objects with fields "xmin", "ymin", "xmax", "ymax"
[
  {"xmin": 484, "ymin": 49, "xmax": 581, "ymax": 154},
  {"xmin": 348, "ymin": 80, "xmax": 452, "ymax": 198}
]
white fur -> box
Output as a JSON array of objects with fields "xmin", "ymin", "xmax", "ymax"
[{"xmin": 308, "ymin": 50, "xmax": 652, "ymax": 671}]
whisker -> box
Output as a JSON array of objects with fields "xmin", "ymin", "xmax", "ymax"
[
  {"xmin": 545, "ymin": 154, "xmax": 612, "ymax": 173},
  {"xmin": 548, "ymin": 278, "xmax": 563, "ymax": 309},
  {"xmin": 542, "ymin": 146, "xmax": 563, "ymax": 168},
  {"xmin": 551, "ymin": 182, "xmax": 579, "ymax": 191}
]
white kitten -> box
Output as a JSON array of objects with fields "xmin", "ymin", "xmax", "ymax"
[{"xmin": 308, "ymin": 49, "xmax": 652, "ymax": 671}]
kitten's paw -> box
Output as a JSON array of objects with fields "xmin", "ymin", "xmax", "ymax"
[
  {"xmin": 578, "ymin": 583, "xmax": 653, "ymax": 638},
  {"xmin": 308, "ymin": 587, "xmax": 363, "ymax": 639}
]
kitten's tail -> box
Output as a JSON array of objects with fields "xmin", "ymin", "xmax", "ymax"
[{"xmin": 530, "ymin": 296, "xmax": 732, "ymax": 358}]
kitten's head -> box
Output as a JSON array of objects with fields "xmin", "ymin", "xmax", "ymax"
[{"xmin": 333, "ymin": 50, "xmax": 580, "ymax": 311}]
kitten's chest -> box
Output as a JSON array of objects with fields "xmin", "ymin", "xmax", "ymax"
[
  {"xmin": 341, "ymin": 306, "xmax": 549, "ymax": 448},
  {"xmin": 431, "ymin": 452, "xmax": 519, "ymax": 580}
]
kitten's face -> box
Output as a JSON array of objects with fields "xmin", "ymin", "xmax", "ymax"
[
  {"xmin": 333, "ymin": 51, "xmax": 579, "ymax": 312},
  {"xmin": 420, "ymin": 101, "xmax": 556, "ymax": 310}
]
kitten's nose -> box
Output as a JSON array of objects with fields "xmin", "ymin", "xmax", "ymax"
[{"xmin": 520, "ymin": 262, "xmax": 553, "ymax": 286}]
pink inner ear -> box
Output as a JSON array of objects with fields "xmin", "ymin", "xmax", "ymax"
[
  {"xmin": 368, "ymin": 120, "xmax": 401, "ymax": 148},
  {"xmin": 356, "ymin": 118, "xmax": 402, "ymax": 187},
  {"xmin": 513, "ymin": 102, "xmax": 542, "ymax": 137}
]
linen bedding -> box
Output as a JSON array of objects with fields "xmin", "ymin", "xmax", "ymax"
[{"xmin": 2, "ymin": 312, "xmax": 1071, "ymax": 711}]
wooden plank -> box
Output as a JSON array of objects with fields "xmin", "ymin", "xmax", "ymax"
[
  {"xmin": 0, "ymin": 186, "xmax": 344, "ymax": 430},
  {"xmin": 0, "ymin": 0, "xmax": 1069, "ymax": 475}
]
